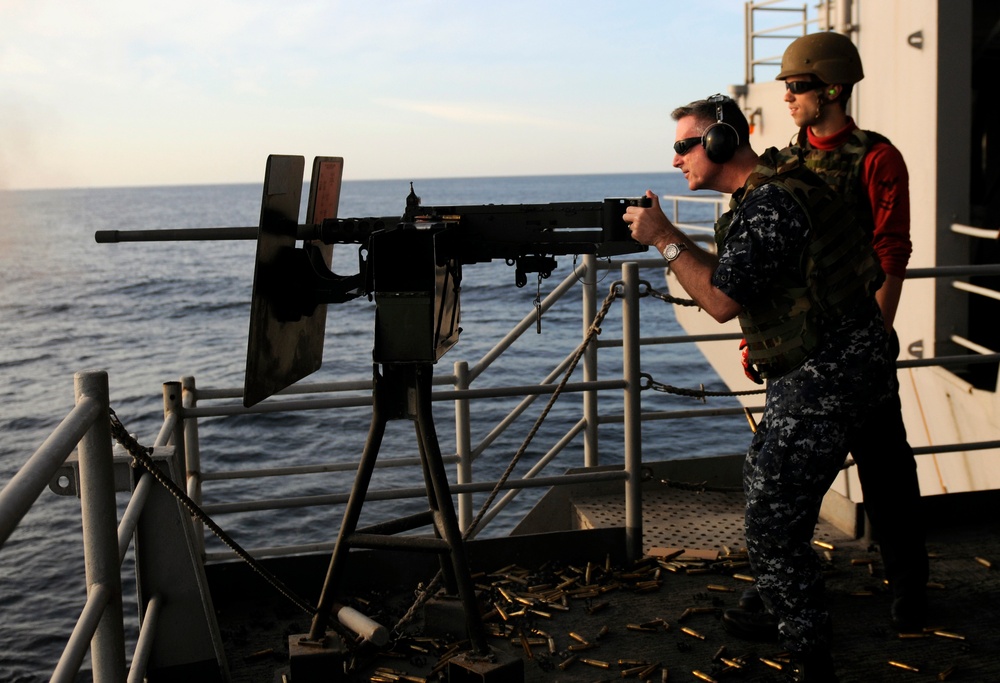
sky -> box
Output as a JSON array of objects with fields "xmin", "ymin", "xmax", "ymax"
[{"xmin": 0, "ymin": 0, "xmax": 747, "ymax": 190}]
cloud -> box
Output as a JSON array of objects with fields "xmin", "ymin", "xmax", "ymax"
[{"xmin": 374, "ymin": 98, "xmax": 571, "ymax": 128}]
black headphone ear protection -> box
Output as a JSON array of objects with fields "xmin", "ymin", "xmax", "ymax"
[{"xmin": 702, "ymin": 94, "xmax": 740, "ymax": 164}]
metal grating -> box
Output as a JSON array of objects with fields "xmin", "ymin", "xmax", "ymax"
[{"xmin": 572, "ymin": 487, "xmax": 845, "ymax": 554}]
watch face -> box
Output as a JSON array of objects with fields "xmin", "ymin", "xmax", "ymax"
[{"xmin": 664, "ymin": 244, "xmax": 680, "ymax": 260}]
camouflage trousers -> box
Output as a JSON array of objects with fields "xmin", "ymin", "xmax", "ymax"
[{"xmin": 743, "ymin": 379, "xmax": 867, "ymax": 655}]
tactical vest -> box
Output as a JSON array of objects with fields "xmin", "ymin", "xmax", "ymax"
[
  {"xmin": 715, "ymin": 147, "xmax": 884, "ymax": 378},
  {"xmin": 791, "ymin": 127, "xmax": 891, "ymax": 238}
]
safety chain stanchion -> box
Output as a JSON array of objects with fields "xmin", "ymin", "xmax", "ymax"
[{"xmin": 107, "ymin": 409, "xmax": 360, "ymax": 648}]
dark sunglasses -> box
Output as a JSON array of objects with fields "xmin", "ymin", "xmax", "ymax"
[
  {"xmin": 673, "ymin": 137, "xmax": 702, "ymax": 155},
  {"xmin": 785, "ymin": 80, "xmax": 825, "ymax": 95}
]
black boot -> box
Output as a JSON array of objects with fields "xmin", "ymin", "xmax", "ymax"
[
  {"xmin": 891, "ymin": 588, "xmax": 927, "ymax": 633},
  {"xmin": 738, "ymin": 587, "xmax": 764, "ymax": 611},
  {"xmin": 721, "ymin": 608, "xmax": 778, "ymax": 642}
]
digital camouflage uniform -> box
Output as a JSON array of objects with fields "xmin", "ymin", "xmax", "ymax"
[{"xmin": 712, "ymin": 148, "xmax": 895, "ymax": 655}]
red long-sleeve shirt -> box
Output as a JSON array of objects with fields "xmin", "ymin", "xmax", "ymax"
[{"xmin": 806, "ymin": 120, "xmax": 912, "ymax": 279}]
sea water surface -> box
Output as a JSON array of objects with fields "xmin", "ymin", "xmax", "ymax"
[{"xmin": 0, "ymin": 172, "xmax": 745, "ymax": 680}]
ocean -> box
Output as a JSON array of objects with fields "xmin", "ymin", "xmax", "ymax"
[{"xmin": 0, "ymin": 172, "xmax": 746, "ymax": 680}]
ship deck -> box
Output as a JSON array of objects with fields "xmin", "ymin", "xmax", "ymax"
[{"xmin": 208, "ymin": 486, "xmax": 1000, "ymax": 683}]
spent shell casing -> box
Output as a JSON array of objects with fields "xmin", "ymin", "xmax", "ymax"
[
  {"xmin": 692, "ymin": 671, "xmax": 717, "ymax": 683},
  {"xmin": 889, "ymin": 661, "xmax": 920, "ymax": 672},
  {"xmin": 974, "ymin": 556, "xmax": 992, "ymax": 569},
  {"xmin": 494, "ymin": 602, "xmax": 509, "ymax": 621},
  {"xmin": 617, "ymin": 658, "xmax": 648, "ymax": 667},
  {"xmin": 567, "ymin": 642, "xmax": 598, "ymax": 652},
  {"xmin": 620, "ymin": 665, "xmax": 647, "ymax": 677},
  {"xmin": 732, "ymin": 573, "xmax": 755, "ymax": 583},
  {"xmin": 813, "ymin": 540, "xmax": 835, "ymax": 550},
  {"xmin": 557, "ymin": 655, "xmax": 578, "ymax": 670},
  {"xmin": 596, "ymin": 624, "xmax": 611, "ymax": 640},
  {"xmin": 580, "ymin": 658, "xmax": 611, "ymax": 669},
  {"xmin": 518, "ymin": 631, "xmax": 533, "ymax": 659},
  {"xmin": 937, "ymin": 665, "xmax": 956, "ymax": 680},
  {"xmin": 569, "ymin": 631, "xmax": 589, "ymax": 644},
  {"xmin": 720, "ymin": 657, "xmax": 745, "ymax": 669},
  {"xmin": 626, "ymin": 624, "xmax": 658, "ymax": 633},
  {"xmin": 706, "ymin": 584, "xmax": 735, "ymax": 592},
  {"xmin": 759, "ymin": 658, "xmax": 784, "ymax": 671},
  {"xmin": 680, "ymin": 626, "xmax": 706, "ymax": 640},
  {"xmin": 638, "ymin": 662, "xmax": 661, "ymax": 679},
  {"xmin": 933, "ymin": 630, "xmax": 966, "ymax": 640}
]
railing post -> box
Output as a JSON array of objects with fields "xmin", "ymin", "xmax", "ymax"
[
  {"xmin": 582, "ymin": 253, "xmax": 600, "ymax": 467},
  {"xmin": 454, "ymin": 361, "xmax": 473, "ymax": 532},
  {"xmin": 181, "ymin": 376, "xmax": 202, "ymax": 505},
  {"xmin": 621, "ymin": 264, "xmax": 643, "ymax": 562},
  {"xmin": 75, "ymin": 370, "xmax": 127, "ymax": 683},
  {"xmin": 180, "ymin": 378, "xmax": 205, "ymax": 556},
  {"xmin": 163, "ymin": 381, "xmax": 184, "ymax": 451}
]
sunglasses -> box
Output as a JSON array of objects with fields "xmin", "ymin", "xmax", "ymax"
[
  {"xmin": 785, "ymin": 80, "xmax": 825, "ymax": 95},
  {"xmin": 673, "ymin": 137, "xmax": 702, "ymax": 156}
]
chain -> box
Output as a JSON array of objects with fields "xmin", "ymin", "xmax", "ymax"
[
  {"xmin": 636, "ymin": 279, "xmax": 766, "ymax": 400},
  {"xmin": 640, "ymin": 279, "xmax": 701, "ymax": 307},
  {"xmin": 640, "ymin": 372, "xmax": 766, "ymax": 399},
  {"xmin": 107, "ymin": 409, "xmax": 359, "ymax": 647}
]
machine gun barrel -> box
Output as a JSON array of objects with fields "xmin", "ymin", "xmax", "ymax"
[{"xmin": 95, "ymin": 226, "xmax": 260, "ymax": 243}]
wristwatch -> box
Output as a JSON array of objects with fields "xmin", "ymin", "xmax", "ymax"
[{"xmin": 661, "ymin": 242, "xmax": 688, "ymax": 262}]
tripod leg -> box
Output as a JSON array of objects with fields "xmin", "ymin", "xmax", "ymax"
[
  {"xmin": 412, "ymin": 365, "xmax": 491, "ymax": 656},
  {"xmin": 307, "ymin": 368, "xmax": 389, "ymax": 642}
]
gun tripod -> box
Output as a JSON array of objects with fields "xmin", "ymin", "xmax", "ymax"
[{"xmin": 294, "ymin": 362, "xmax": 521, "ymax": 681}]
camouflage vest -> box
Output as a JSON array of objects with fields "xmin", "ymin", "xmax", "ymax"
[
  {"xmin": 791, "ymin": 127, "xmax": 891, "ymax": 238},
  {"xmin": 715, "ymin": 147, "xmax": 884, "ymax": 378}
]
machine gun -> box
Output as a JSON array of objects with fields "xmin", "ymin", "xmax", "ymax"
[
  {"xmin": 97, "ymin": 154, "xmax": 650, "ymax": 677},
  {"xmin": 97, "ymin": 155, "xmax": 649, "ymax": 407}
]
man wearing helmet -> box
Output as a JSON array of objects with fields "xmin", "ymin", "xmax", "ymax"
[{"xmin": 734, "ymin": 31, "xmax": 929, "ymax": 637}]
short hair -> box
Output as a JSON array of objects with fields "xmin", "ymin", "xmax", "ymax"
[{"xmin": 671, "ymin": 96, "xmax": 751, "ymax": 148}]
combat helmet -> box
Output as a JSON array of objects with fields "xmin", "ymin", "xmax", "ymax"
[{"xmin": 776, "ymin": 32, "xmax": 864, "ymax": 84}]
